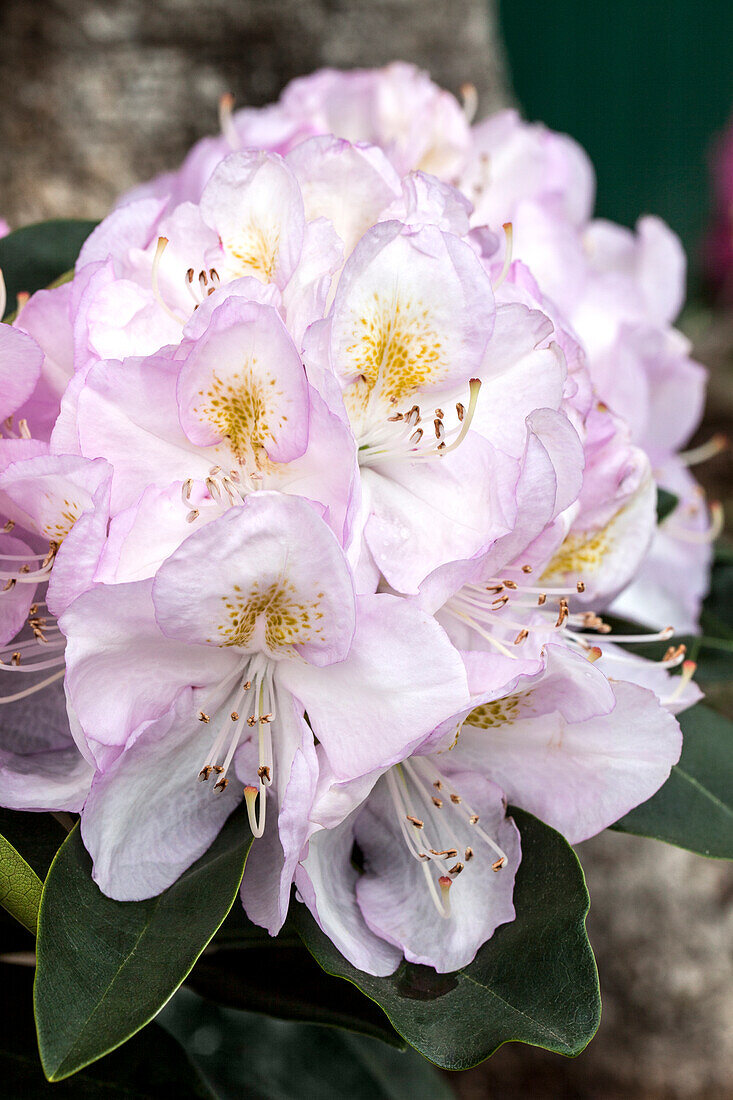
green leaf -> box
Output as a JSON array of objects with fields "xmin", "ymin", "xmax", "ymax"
[
  {"xmin": 293, "ymin": 808, "xmax": 600, "ymax": 1071},
  {"xmin": 188, "ymin": 942, "xmax": 405, "ymax": 1048},
  {"xmin": 656, "ymin": 487, "xmax": 679, "ymax": 523},
  {"xmin": 160, "ymin": 986, "xmax": 452, "ymax": 1100},
  {"xmin": 612, "ymin": 703, "xmax": 733, "ymax": 858},
  {"xmin": 0, "ymin": 833, "xmax": 43, "ymax": 934},
  {"xmin": 34, "ymin": 806, "xmax": 252, "ymax": 1082},
  {"xmin": 0, "ymin": 964, "xmax": 215, "ymax": 1098},
  {"xmin": 0, "ymin": 809, "xmax": 69, "ymax": 880},
  {"xmin": 0, "ymin": 812, "xmax": 69, "ymax": 935},
  {"xmin": 0, "ymin": 219, "xmax": 97, "ymax": 314}
]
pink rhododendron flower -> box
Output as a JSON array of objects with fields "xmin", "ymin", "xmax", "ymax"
[{"xmin": 0, "ymin": 63, "xmax": 710, "ymax": 979}]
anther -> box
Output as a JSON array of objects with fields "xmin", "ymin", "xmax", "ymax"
[
  {"xmin": 449, "ymin": 862, "xmax": 464, "ymax": 876},
  {"xmin": 514, "ymin": 629, "xmax": 529, "ymax": 645},
  {"xmin": 214, "ymin": 776, "xmax": 229, "ymax": 792},
  {"xmin": 456, "ymin": 402, "xmax": 465, "ymax": 421},
  {"xmin": 433, "ymin": 779, "xmax": 442, "ymax": 790},
  {"xmin": 435, "ymin": 408, "xmax": 444, "ymax": 420},
  {"xmin": 522, "ymin": 564, "xmax": 533, "ymax": 574},
  {"xmin": 186, "ymin": 268, "xmax": 194, "ymax": 283},
  {"xmin": 469, "ymin": 814, "xmax": 479, "ymax": 825},
  {"xmin": 259, "ymin": 713, "xmax": 273, "ymax": 724},
  {"xmin": 432, "ymin": 796, "xmax": 443, "ymax": 808},
  {"xmin": 555, "ymin": 599, "xmax": 569, "ymax": 628},
  {"xmin": 198, "ymin": 711, "xmax": 210, "ymax": 723},
  {"xmin": 230, "ymin": 711, "xmax": 239, "ymax": 721},
  {"xmin": 492, "ymin": 857, "xmax": 506, "ymax": 872},
  {"xmin": 198, "ymin": 765, "xmax": 213, "ymax": 781},
  {"xmin": 503, "ymin": 580, "xmax": 519, "ymax": 590},
  {"xmin": 186, "ymin": 509, "xmax": 200, "ymax": 523},
  {"xmin": 450, "ymin": 793, "xmax": 461, "ymax": 804},
  {"xmin": 410, "ymin": 428, "xmax": 424, "ymax": 444},
  {"xmin": 11, "ymin": 653, "xmax": 20, "ymax": 666},
  {"xmin": 247, "ymin": 715, "xmax": 256, "ymax": 727},
  {"xmin": 257, "ymin": 765, "xmax": 271, "ymax": 781},
  {"xmin": 576, "ymin": 581, "xmax": 586, "ymax": 593},
  {"xmin": 406, "ymin": 815, "xmax": 424, "ymax": 829},
  {"xmin": 464, "ymin": 847, "xmax": 474, "ymax": 861}
]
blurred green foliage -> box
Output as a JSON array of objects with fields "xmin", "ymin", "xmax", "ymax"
[{"xmin": 499, "ymin": 0, "xmax": 733, "ymax": 287}]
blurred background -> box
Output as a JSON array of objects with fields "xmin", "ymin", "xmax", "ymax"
[{"xmin": 1, "ymin": 1, "xmax": 732, "ymax": 1095}]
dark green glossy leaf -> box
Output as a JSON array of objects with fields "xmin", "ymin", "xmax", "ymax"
[
  {"xmin": 0, "ymin": 220, "xmax": 97, "ymax": 314},
  {"xmin": 613, "ymin": 704, "xmax": 733, "ymax": 857},
  {"xmin": 0, "ymin": 832, "xmax": 43, "ymax": 934},
  {"xmin": 188, "ymin": 943, "xmax": 405, "ymax": 1048},
  {"xmin": 656, "ymin": 488, "xmax": 679, "ymax": 523},
  {"xmin": 0, "ymin": 965, "xmax": 215, "ymax": 1098},
  {"xmin": 293, "ymin": 809, "xmax": 600, "ymax": 1070},
  {"xmin": 160, "ymin": 986, "xmax": 451, "ymax": 1100},
  {"xmin": 0, "ymin": 809, "xmax": 69, "ymax": 880},
  {"xmin": 34, "ymin": 806, "xmax": 251, "ymax": 1082}
]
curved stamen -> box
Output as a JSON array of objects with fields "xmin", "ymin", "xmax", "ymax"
[
  {"xmin": 219, "ymin": 92, "xmax": 240, "ymax": 151},
  {"xmin": 151, "ymin": 237, "xmax": 186, "ymax": 325},
  {"xmin": 0, "ymin": 669, "xmax": 65, "ymax": 704},
  {"xmin": 460, "ymin": 83, "xmax": 478, "ymax": 124},
  {"xmin": 663, "ymin": 501, "xmax": 724, "ymax": 544},
  {"xmin": 678, "ymin": 434, "xmax": 728, "ymax": 467},
  {"xmin": 661, "ymin": 660, "xmax": 697, "ymax": 707},
  {"xmin": 491, "ymin": 223, "xmax": 514, "ymax": 292}
]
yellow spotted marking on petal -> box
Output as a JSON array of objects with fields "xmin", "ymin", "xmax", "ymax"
[
  {"xmin": 541, "ymin": 526, "xmax": 611, "ymax": 580},
  {"xmin": 224, "ymin": 222, "xmax": 280, "ymax": 282},
  {"xmin": 193, "ymin": 365, "xmax": 283, "ymax": 468},
  {"xmin": 211, "ymin": 580, "xmax": 326, "ymax": 652},
  {"xmin": 44, "ymin": 499, "xmax": 82, "ymax": 542},
  {"xmin": 345, "ymin": 291, "xmax": 447, "ymax": 406},
  {"xmin": 465, "ymin": 693, "xmax": 525, "ymax": 730}
]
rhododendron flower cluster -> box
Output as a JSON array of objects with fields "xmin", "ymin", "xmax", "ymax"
[{"xmin": 0, "ymin": 63, "xmax": 713, "ymax": 975}]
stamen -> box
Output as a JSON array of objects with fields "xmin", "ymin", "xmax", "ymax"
[
  {"xmin": 492, "ymin": 223, "xmax": 514, "ymax": 291},
  {"xmin": 0, "ymin": 669, "xmax": 65, "ymax": 704},
  {"xmin": 663, "ymin": 660, "xmax": 697, "ymax": 706},
  {"xmin": 460, "ymin": 82, "xmax": 478, "ymax": 124},
  {"xmin": 219, "ymin": 92, "xmax": 240, "ymax": 150},
  {"xmin": 663, "ymin": 501, "xmax": 724, "ymax": 544},
  {"xmin": 151, "ymin": 237, "xmax": 186, "ymax": 325},
  {"xmin": 679, "ymin": 433, "xmax": 728, "ymax": 467},
  {"xmin": 438, "ymin": 379, "xmax": 482, "ymax": 456}
]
